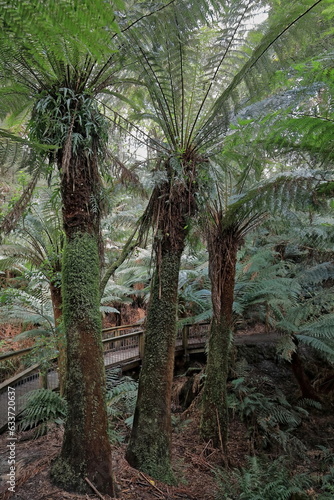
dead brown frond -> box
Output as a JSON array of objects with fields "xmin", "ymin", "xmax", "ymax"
[{"xmin": 106, "ymin": 151, "xmax": 142, "ymax": 188}]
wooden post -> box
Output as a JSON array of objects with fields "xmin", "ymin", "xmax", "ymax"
[
  {"xmin": 182, "ymin": 324, "xmax": 190, "ymax": 361},
  {"xmin": 39, "ymin": 369, "xmax": 48, "ymax": 389},
  {"xmin": 138, "ymin": 331, "xmax": 145, "ymax": 359}
]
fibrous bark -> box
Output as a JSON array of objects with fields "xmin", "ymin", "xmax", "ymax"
[
  {"xmin": 126, "ymin": 165, "xmax": 197, "ymax": 482},
  {"xmin": 200, "ymin": 220, "xmax": 239, "ymax": 450},
  {"xmin": 51, "ymin": 147, "xmax": 115, "ymax": 495},
  {"xmin": 50, "ymin": 282, "xmax": 66, "ymax": 396},
  {"xmin": 291, "ymin": 339, "xmax": 321, "ymax": 402},
  {"xmin": 126, "ymin": 249, "xmax": 182, "ymax": 483}
]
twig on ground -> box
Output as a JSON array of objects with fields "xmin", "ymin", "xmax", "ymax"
[
  {"xmin": 200, "ymin": 439, "xmax": 213, "ymax": 456},
  {"xmin": 39, "ymin": 491, "xmax": 61, "ymax": 499},
  {"xmin": 84, "ymin": 477, "xmax": 106, "ymax": 500},
  {"xmin": 139, "ymin": 471, "xmax": 166, "ymax": 497}
]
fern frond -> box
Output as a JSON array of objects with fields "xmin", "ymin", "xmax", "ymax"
[
  {"xmin": 299, "ymin": 262, "xmax": 334, "ymax": 286},
  {"xmin": 297, "ymin": 335, "xmax": 334, "ymax": 363},
  {"xmin": 19, "ymin": 388, "xmax": 67, "ymax": 437},
  {"xmin": 300, "ymin": 314, "xmax": 334, "ymax": 340},
  {"xmin": 276, "ymin": 334, "xmax": 297, "ymax": 361}
]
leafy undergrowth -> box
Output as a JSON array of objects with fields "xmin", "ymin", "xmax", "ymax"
[
  {"xmin": 0, "ymin": 343, "xmax": 334, "ymax": 500},
  {"xmin": 0, "ymin": 399, "xmax": 333, "ymax": 500}
]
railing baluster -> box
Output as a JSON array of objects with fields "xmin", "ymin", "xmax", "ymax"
[
  {"xmin": 138, "ymin": 331, "xmax": 145, "ymax": 359},
  {"xmin": 182, "ymin": 324, "xmax": 190, "ymax": 360}
]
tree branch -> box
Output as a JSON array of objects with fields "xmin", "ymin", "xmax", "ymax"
[{"xmin": 100, "ymin": 223, "xmax": 140, "ymax": 295}]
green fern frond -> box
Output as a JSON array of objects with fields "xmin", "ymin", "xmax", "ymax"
[
  {"xmin": 299, "ymin": 261, "xmax": 334, "ymax": 286},
  {"xmin": 276, "ymin": 334, "xmax": 297, "ymax": 361},
  {"xmin": 19, "ymin": 388, "xmax": 67, "ymax": 438},
  {"xmin": 297, "ymin": 335, "xmax": 334, "ymax": 363},
  {"xmin": 215, "ymin": 455, "xmax": 312, "ymax": 500},
  {"xmin": 300, "ymin": 314, "xmax": 334, "ymax": 339},
  {"xmin": 106, "ymin": 367, "xmax": 138, "ymax": 421}
]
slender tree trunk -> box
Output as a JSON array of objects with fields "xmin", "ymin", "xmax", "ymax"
[
  {"xmin": 126, "ymin": 173, "xmax": 195, "ymax": 483},
  {"xmin": 126, "ymin": 249, "xmax": 182, "ymax": 483},
  {"xmin": 50, "ymin": 283, "xmax": 66, "ymax": 396},
  {"xmin": 200, "ymin": 221, "xmax": 239, "ymax": 451},
  {"xmin": 51, "ymin": 151, "xmax": 115, "ymax": 495}
]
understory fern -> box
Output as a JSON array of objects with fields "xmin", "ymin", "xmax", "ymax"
[
  {"xmin": 19, "ymin": 388, "xmax": 67, "ymax": 438},
  {"xmin": 228, "ymin": 369, "xmax": 308, "ymax": 454},
  {"xmin": 215, "ymin": 456, "xmax": 312, "ymax": 500},
  {"xmin": 106, "ymin": 367, "xmax": 138, "ymax": 443}
]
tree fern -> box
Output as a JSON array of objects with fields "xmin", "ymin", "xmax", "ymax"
[
  {"xmin": 0, "ymin": 188, "xmax": 63, "ymax": 283},
  {"xmin": 229, "ymin": 364, "xmax": 310, "ymax": 454},
  {"xmin": 299, "ymin": 335, "xmax": 334, "ymax": 361}
]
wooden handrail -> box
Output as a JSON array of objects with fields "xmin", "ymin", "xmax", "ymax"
[
  {"xmin": 0, "ymin": 322, "xmax": 145, "ymax": 363},
  {"xmin": 102, "ymin": 330, "xmax": 144, "ymax": 344},
  {"xmin": 0, "ymin": 322, "xmax": 210, "ymax": 430},
  {"xmin": 0, "ymin": 363, "xmax": 40, "ymax": 392},
  {"xmin": 0, "ymin": 322, "xmax": 210, "ymax": 394},
  {"xmin": 0, "ymin": 347, "xmax": 33, "ymax": 362},
  {"xmin": 102, "ymin": 323, "xmax": 143, "ymax": 334},
  {"xmin": 0, "ymin": 321, "xmax": 210, "ymax": 361},
  {"xmin": 0, "ymin": 321, "xmax": 211, "ymax": 362},
  {"xmin": 0, "ymin": 330, "xmax": 145, "ymax": 393}
]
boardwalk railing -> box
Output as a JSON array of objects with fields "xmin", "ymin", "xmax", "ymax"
[{"xmin": 0, "ymin": 322, "xmax": 210, "ymax": 430}]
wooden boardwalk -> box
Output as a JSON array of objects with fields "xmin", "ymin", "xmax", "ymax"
[
  {"xmin": 0, "ymin": 322, "xmax": 278, "ymax": 431},
  {"xmin": 0, "ymin": 323, "xmax": 209, "ymax": 430}
]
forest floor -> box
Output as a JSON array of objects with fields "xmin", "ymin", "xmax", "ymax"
[
  {"xmin": 0, "ymin": 397, "xmax": 332, "ymax": 500},
  {"xmin": 0, "ymin": 412, "xmax": 241, "ymax": 500},
  {"xmin": 0, "ymin": 328, "xmax": 333, "ymax": 500}
]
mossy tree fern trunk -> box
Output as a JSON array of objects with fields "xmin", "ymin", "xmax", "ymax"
[
  {"xmin": 200, "ymin": 217, "xmax": 240, "ymax": 451},
  {"xmin": 125, "ymin": 248, "xmax": 182, "ymax": 483},
  {"xmin": 126, "ymin": 164, "xmax": 197, "ymax": 482},
  {"xmin": 48, "ymin": 98, "xmax": 115, "ymax": 495}
]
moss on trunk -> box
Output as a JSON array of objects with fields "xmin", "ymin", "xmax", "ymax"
[
  {"xmin": 50, "ymin": 153, "xmax": 114, "ymax": 494},
  {"xmin": 126, "ymin": 250, "xmax": 181, "ymax": 483},
  {"xmin": 126, "ymin": 157, "xmax": 199, "ymax": 483},
  {"xmin": 50, "ymin": 282, "xmax": 66, "ymax": 396},
  {"xmin": 200, "ymin": 317, "xmax": 231, "ymax": 449},
  {"xmin": 200, "ymin": 221, "xmax": 239, "ymax": 450},
  {"xmin": 51, "ymin": 233, "xmax": 115, "ymax": 495}
]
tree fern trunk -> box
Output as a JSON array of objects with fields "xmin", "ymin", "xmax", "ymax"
[
  {"xmin": 200, "ymin": 221, "xmax": 239, "ymax": 450},
  {"xmin": 126, "ymin": 248, "xmax": 182, "ymax": 483},
  {"xmin": 126, "ymin": 174, "xmax": 195, "ymax": 483},
  {"xmin": 291, "ymin": 343, "xmax": 321, "ymax": 402},
  {"xmin": 50, "ymin": 152, "xmax": 115, "ymax": 495}
]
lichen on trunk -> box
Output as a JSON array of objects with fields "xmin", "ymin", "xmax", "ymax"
[
  {"xmin": 50, "ymin": 118, "xmax": 114, "ymax": 494},
  {"xmin": 126, "ymin": 166, "xmax": 197, "ymax": 483}
]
